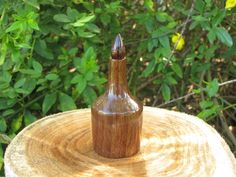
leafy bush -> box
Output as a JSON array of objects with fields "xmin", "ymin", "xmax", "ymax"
[{"xmin": 0, "ymin": 0, "xmax": 236, "ymax": 173}]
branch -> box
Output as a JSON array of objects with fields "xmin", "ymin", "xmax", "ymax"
[
  {"xmin": 6, "ymin": 84, "xmax": 63, "ymax": 120},
  {"xmin": 219, "ymin": 79, "xmax": 236, "ymax": 87},
  {"xmin": 137, "ymin": 74, "xmax": 161, "ymax": 91},
  {"xmin": 149, "ymin": 1, "xmax": 196, "ymax": 106},
  {"xmin": 213, "ymin": 98, "xmax": 236, "ymax": 148},
  {"xmin": 165, "ymin": 0, "xmax": 196, "ymax": 65},
  {"xmin": 158, "ymin": 79, "xmax": 236, "ymax": 107},
  {"xmin": 136, "ymin": 1, "xmax": 196, "ymax": 93}
]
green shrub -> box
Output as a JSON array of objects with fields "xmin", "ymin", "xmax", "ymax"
[{"xmin": 0, "ymin": 0, "xmax": 236, "ymax": 173}]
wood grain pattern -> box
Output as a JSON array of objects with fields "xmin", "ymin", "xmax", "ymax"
[
  {"xmin": 4, "ymin": 107, "xmax": 236, "ymax": 177},
  {"xmin": 91, "ymin": 58, "xmax": 143, "ymax": 158}
]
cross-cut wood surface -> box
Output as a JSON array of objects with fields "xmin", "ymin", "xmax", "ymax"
[{"xmin": 4, "ymin": 107, "xmax": 236, "ymax": 177}]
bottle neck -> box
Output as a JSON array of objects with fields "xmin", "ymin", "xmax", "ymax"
[{"xmin": 108, "ymin": 58, "xmax": 128, "ymax": 93}]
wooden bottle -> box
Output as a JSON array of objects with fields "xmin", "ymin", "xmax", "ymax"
[{"xmin": 91, "ymin": 34, "xmax": 143, "ymax": 158}]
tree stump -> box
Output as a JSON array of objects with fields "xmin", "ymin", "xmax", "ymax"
[{"xmin": 4, "ymin": 107, "xmax": 236, "ymax": 177}]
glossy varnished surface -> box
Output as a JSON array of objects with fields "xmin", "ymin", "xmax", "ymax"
[
  {"xmin": 91, "ymin": 58, "xmax": 143, "ymax": 158},
  {"xmin": 111, "ymin": 34, "xmax": 125, "ymax": 60},
  {"xmin": 4, "ymin": 107, "xmax": 236, "ymax": 177},
  {"xmin": 92, "ymin": 33, "xmax": 143, "ymax": 158}
]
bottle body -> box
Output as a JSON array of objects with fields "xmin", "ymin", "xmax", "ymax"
[
  {"xmin": 91, "ymin": 91, "xmax": 142, "ymax": 158},
  {"xmin": 91, "ymin": 58, "xmax": 143, "ymax": 158}
]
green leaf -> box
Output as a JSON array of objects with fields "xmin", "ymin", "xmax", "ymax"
[
  {"xmin": 86, "ymin": 23, "xmax": 100, "ymax": 33},
  {"xmin": 32, "ymin": 60, "xmax": 42, "ymax": 73},
  {"xmin": 0, "ymin": 71, "xmax": 12, "ymax": 83},
  {"xmin": 15, "ymin": 88, "xmax": 28, "ymax": 94},
  {"xmin": 156, "ymin": 12, "xmax": 168, "ymax": 22},
  {"xmin": 192, "ymin": 89, "xmax": 201, "ymax": 94},
  {"xmin": 23, "ymin": 0, "xmax": 39, "ymax": 9},
  {"xmin": 71, "ymin": 75, "xmax": 84, "ymax": 83},
  {"xmin": 71, "ymin": 75, "xmax": 87, "ymax": 94},
  {"xmin": 189, "ymin": 21, "xmax": 199, "ymax": 30},
  {"xmin": 22, "ymin": 78, "xmax": 37, "ymax": 94},
  {"xmin": 83, "ymin": 47, "xmax": 96, "ymax": 60},
  {"xmin": 68, "ymin": 47, "xmax": 78, "ymax": 56},
  {"xmin": 0, "ymin": 118, "xmax": 7, "ymax": 132},
  {"xmin": 93, "ymin": 77, "xmax": 107, "ymax": 86},
  {"xmin": 207, "ymin": 29, "xmax": 216, "ymax": 44},
  {"xmin": 76, "ymin": 79, "xmax": 87, "ymax": 94},
  {"xmin": 142, "ymin": 59, "xmax": 157, "ymax": 77},
  {"xmin": 72, "ymin": 15, "xmax": 95, "ymax": 27},
  {"xmin": 100, "ymin": 14, "xmax": 111, "ymax": 25},
  {"xmin": 45, "ymin": 73, "xmax": 59, "ymax": 80},
  {"xmin": 14, "ymin": 78, "xmax": 26, "ymax": 88},
  {"xmin": 212, "ymin": 9, "xmax": 225, "ymax": 26},
  {"xmin": 59, "ymin": 92, "xmax": 76, "ymax": 111},
  {"xmin": 157, "ymin": 63, "xmax": 164, "ymax": 72},
  {"xmin": 77, "ymin": 31, "xmax": 95, "ymax": 38},
  {"xmin": 159, "ymin": 36, "xmax": 170, "ymax": 48},
  {"xmin": 42, "ymin": 93, "xmax": 57, "ymax": 115},
  {"xmin": 0, "ymin": 42, "xmax": 7, "ymax": 65},
  {"xmin": 20, "ymin": 69, "xmax": 39, "ymax": 76},
  {"xmin": 195, "ymin": 0, "xmax": 205, "ymax": 14},
  {"xmin": 171, "ymin": 63, "xmax": 183, "ymax": 78},
  {"xmin": 24, "ymin": 111, "xmax": 37, "ymax": 126},
  {"xmin": 192, "ymin": 15, "xmax": 207, "ymax": 22},
  {"xmin": 198, "ymin": 105, "xmax": 220, "ymax": 120},
  {"xmin": 28, "ymin": 19, "xmax": 39, "ymax": 30},
  {"xmin": 6, "ymin": 21, "xmax": 22, "ymax": 32},
  {"xmin": 0, "ymin": 99, "xmax": 17, "ymax": 111},
  {"xmin": 50, "ymin": 79, "xmax": 61, "ymax": 88},
  {"xmin": 198, "ymin": 109, "xmax": 213, "ymax": 120},
  {"xmin": 77, "ymin": 15, "xmax": 95, "ymax": 23},
  {"xmin": 200, "ymin": 100, "xmax": 214, "ymax": 109},
  {"xmin": 66, "ymin": 7, "xmax": 79, "ymax": 21},
  {"xmin": 215, "ymin": 27, "xmax": 233, "ymax": 47},
  {"xmin": 0, "ymin": 133, "xmax": 11, "ymax": 144},
  {"xmin": 34, "ymin": 40, "xmax": 54, "ymax": 60},
  {"xmin": 2, "ymin": 109, "xmax": 15, "ymax": 117},
  {"xmin": 76, "ymin": 48, "xmax": 98, "ymax": 74},
  {"xmin": 84, "ymin": 71, "xmax": 93, "ymax": 81},
  {"xmin": 152, "ymin": 29, "xmax": 165, "ymax": 38},
  {"xmin": 205, "ymin": 45, "xmax": 218, "ymax": 60},
  {"xmin": 205, "ymin": 0, "xmax": 211, "ymax": 6},
  {"xmin": 53, "ymin": 14, "xmax": 71, "ymax": 23},
  {"xmin": 165, "ymin": 75, "xmax": 177, "ymax": 85},
  {"xmin": 147, "ymin": 39, "xmax": 155, "ymax": 51},
  {"xmin": 144, "ymin": 0, "xmax": 154, "ymax": 11},
  {"xmin": 161, "ymin": 84, "xmax": 171, "ymax": 101},
  {"xmin": 10, "ymin": 116, "xmax": 23, "ymax": 133},
  {"xmin": 83, "ymin": 87, "xmax": 97, "ymax": 105},
  {"xmin": 16, "ymin": 43, "xmax": 32, "ymax": 49},
  {"xmin": 189, "ymin": 15, "xmax": 210, "ymax": 30},
  {"xmin": 0, "ymin": 145, "xmax": 3, "ymax": 169},
  {"xmin": 206, "ymin": 78, "xmax": 219, "ymax": 97},
  {"xmin": 167, "ymin": 21, "xmax": 177, "ymax": 29},
  {"xmin": 0, "ymin": 144, "xmax": 2, "ymax": 157},
  {"xmin": 154, "ymin": 49, "xmax": 161, "ymax": 59}
]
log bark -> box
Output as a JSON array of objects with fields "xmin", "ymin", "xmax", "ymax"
[{"xmin": 4, "ymin": 107, "xmax": 236, "ymax": 177}]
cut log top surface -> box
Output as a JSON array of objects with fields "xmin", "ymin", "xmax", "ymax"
[{"xmin": 4, "ymin": 107, "xmax": 236, "ymax": 177}]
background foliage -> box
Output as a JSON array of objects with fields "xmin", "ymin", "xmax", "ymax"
[{"xmin": 0, "ymin": 0, "xmax": 236, "ymax": 174}]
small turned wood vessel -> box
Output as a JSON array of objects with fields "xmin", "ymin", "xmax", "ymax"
[{"xmin": 91, "ymin": 34, "xmax": 143, "ymax": 158}]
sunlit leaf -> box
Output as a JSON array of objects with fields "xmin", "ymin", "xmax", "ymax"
[
  {"xmin": 216, "ymin": 27, "xmax": 233, "ymax": 47},
  {"xmin": 42, "ymin": 93, "xmax": 57, "ymax": 115},
  {"xmin": 161, "ymin": 84, "xmax": 171, "ymax": 101},
  {"xmin": 59, "ymin": 92, "xmax": 76, "ymax": 111}
]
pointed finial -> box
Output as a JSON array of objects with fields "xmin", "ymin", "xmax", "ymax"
[{"xmin": 111, "ymin": 34, "xmax": 126, "ymax": 60}]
